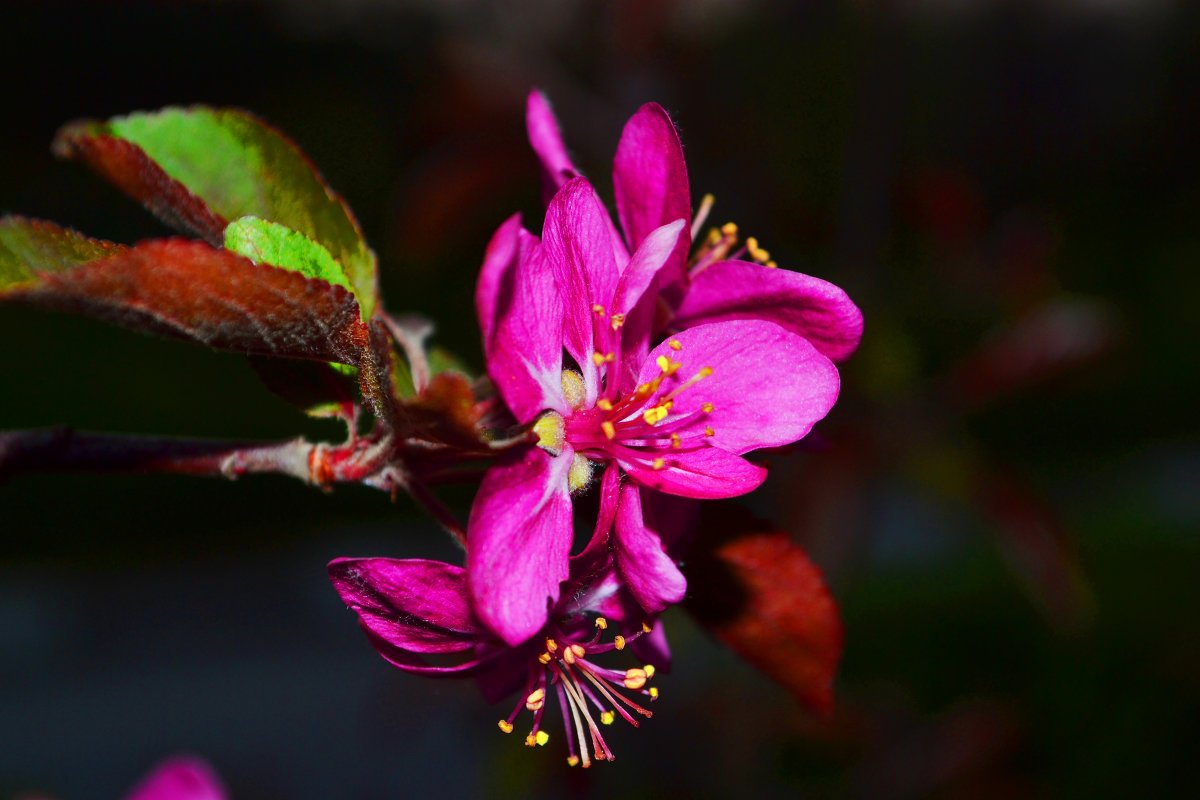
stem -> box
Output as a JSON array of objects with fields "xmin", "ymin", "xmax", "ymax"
[{"xmin": 0, "ymin": 427, "xmax": 317, "ymax": 484}]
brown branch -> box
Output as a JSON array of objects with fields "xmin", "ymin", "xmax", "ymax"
[{"xmin": 0, "ymin": 427, "xmax": 318, "ymax": 485}]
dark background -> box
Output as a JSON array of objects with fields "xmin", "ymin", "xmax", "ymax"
[{"xmin": 2, "ymin": 1, "xmax": 1198, "ymax": 797}]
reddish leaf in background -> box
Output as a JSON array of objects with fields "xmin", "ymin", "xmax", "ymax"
[
  {"xmin": 974, "ymin": 464, "xmax": 1093, "ymax": 629},
  {"xmin": 54, "ymin": 126, "xmax": 228, "ymax": 245},
  {"xmin": 1, "ymin": 239, "xmax": 368, "ymax": 365},
  {"xmin": 684, "ymin": 503, "xmax": 843, "ymax": 717},
  {"xmin": 948, "ymin": 298, "xmax": 1121, "ymax": 412}
]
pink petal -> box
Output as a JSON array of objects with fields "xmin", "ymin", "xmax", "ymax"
[
  {"xmin": 613, "ymin": 219, "xmax": 687, "ymax": 319},
  {"xmin": 526, "ymin": 90, "xmax": 580, "ymax": 193},
  {"xmin": 481, "ymin": 223, "xmax": 568, "ymax": 422},
  {"xmin": 467, "ymin": 446, "xmax": 574, "ymax": 645},
  {"xmin": 640, "ymin": 320, "xmax": 841, "ymax": 454},
  {"xmin": 615, "ymin": 219, "xmax": 688, "ymax": 377},
  {"xmin": 612, "ymin": 103, "xmax": 692, "ymax": 291},
  {"xmin": 672, "ymin": 260, "xmax": 864, "ymax": 362},
  {"xmin": 571, "ymin": 460, "xmax": 622, "ymax": 569},
  {"xmin": 124, "ymin": 757, "xmax": 227, "ymax": 800},
  {"xmin": 476, "ymin": 212, "xmax": 522, "ymax": 348},
  {"xmin": 622, "ymin": 445, "xmax": 767, "ymax": 499},
  {"xmin": 328, "ymin": 558, "xmax": 484, "ymax": 653},
  {"xmin": 360, "ymin": 626, "xmax": 490, "ymax": 676},
  {"xmin": 614, "ymin": 483, "xmax": 687, "ymax": 614},
  {"xmin": 542, "ymin": 177, "xmax": 620, "ymax": 401}
]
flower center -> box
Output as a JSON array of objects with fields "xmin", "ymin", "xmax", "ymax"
[
  {"xmin": 563, "ymin": 343, "xmax": 716, "ymax": 474},
  {"xmin": 496, "ymin": 617, "xmax": 659, "ymax": 767}
]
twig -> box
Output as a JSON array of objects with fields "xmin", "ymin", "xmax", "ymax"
[{"xmin": 0, "ymin": 427, "xmax": 317, "ymax": 485}]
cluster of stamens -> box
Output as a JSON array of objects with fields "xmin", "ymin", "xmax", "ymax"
[
  {"xmin": 562, "ymin": 329, "xmax": 717, "ymax": 483},
  {"xmin": 496, "ymin": 617, "xmax": 659, "ymax": 767},
  {"xmin": 689, "ymin": 193, "xmax": 778, "ymax": 274}
]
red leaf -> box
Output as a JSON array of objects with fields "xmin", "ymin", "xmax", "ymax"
[
  {"xmin": 974, "ymin": 464, "xmax": 1093, "ymax": 629},
  {"xmin": 53, "ymin": 126, "xmax": 228, "ymax": 244},
  {"xmin": 948, "ymin": 298, "xmax": 1121, "ymax": 411},
  {"xmin": 684, "ymin": 503, "xmax": 843, "ymax": 716},
  {"xmin": 2, "ymin": 239, "xmax": 368, "ymax": 365}
]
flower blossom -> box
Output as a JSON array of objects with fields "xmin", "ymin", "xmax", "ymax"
[
  {"xmin": 122, "ymin": 756, "xmax": 228, "ymax": 800},
  {"xmin": 525, "ymin": 90, "xmax": 864, "ymax": 364},
  {"xmin": 329, "ymin": 534, "xmax": 668, "ymax": 768},
  {"xmin": 472, "ymin": 175, "xmax": 843, "ymax": 646}
]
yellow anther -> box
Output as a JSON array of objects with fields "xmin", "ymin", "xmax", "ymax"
[
  {"xmin": 563, "ymin": 646, "xmax": 576, "ymax": 665},
  {"xmin": 705, "ymin": 228, "xmax": 721, "ymax": 246},
  {"xmin": 652, "ymin": 458, "xmax": 666, "ymax": 470},
  {"xmin": 669, "ymin": 338, "xmax": 683, "ymax": 351},
  {"xmin": 570, "ymin": 643, "xmax": 586, "ymax": 659},
  {"xmin": 610, "ymin": 313, "xmax": 626, "ymax": 331},
  {"xmin": 538, "ymin": 652, "xmax": 552, "ymax": 665},
  {"xmin": 766, "ymin": 260, "xmax": 778, "ymax": 268},
  {"xmin": 561, "ymin": 370, "xmax": 586, "ymax": 410},
  {"xmin": 601, "ymin": 420, "xmax": 616, "ymax": 440},
  {"xmin": 746, "ymin": 236, "xmax": 771, "ymax": 263},
  {"xmin": 670, "ymin": 433, "xmax": 682, "ymax": 449},
  {"xmin": 698, "ymin": 366, "xmax": 714, "ymax": 378},
  {"xmin": 702, "ymin": 402, "xmax": 714, "ymax": 413},
  {"xmin": 623, "ymin": 668, "xmax": 648, "ymax": 690},
  {"xmin": 498, "ymin": 720, "xmax": 514, "ymax": 733},
  {"xmin": 705, "ymin": 426, "xmax": 715, "ymax": 437},
  {"xmin": 721, "ymin": 222, "xmax": 738, "ymax": 236},
  {"xmin": 526, "ymin": 688, "xmax": 546, "ymax": 711},
  {"xmin": 600, "ymin": 711, "xmax": 615, "ymax": 726},
  {"xmin": 592, "ymin": 304, "xmax": 606, "ymax": 316},
  {"xmin": 567, "ymin": 756, "xmax": 581, "ymax": 767},
  {"xmin": 545, "ymin": 638, "xmax": 558, "ymax": 653},
  {"xmin": 655, "ymin": 355, "xmax": 682, "ymax": 376},
  {"xmin": 596, "ymin": 398, "xmax": 613, "ymax": 411},
  {"xmin": 642, "ymin": 621, "xmax": 653, "ymax": 633},
  {"xmin": 525, "ymin": 733, "xmax": 537, "ymax": 747},
  {"xmin": 649, "ymin": 687, "xmax": 659, "ymax": 699},
  {"xmin": 614, "ymin": 635, "xmax": 626, "ymax": 650},
  {"xmin": 592, "ymin": 352, "xmax": 606, "ymax": 366},
  {"xmin": 594, "ymin": 617, "xmax": 608, "ymax": 630},
  {"xmin": 642, "ymin": 405, "xmax": 669, "ymax": 425},
  {"xmin": 644, "ymin": 664, "xmax": 656, "ymax": 679},
  {"xmin": 532, "ymin": 412, "xmax": 566, "ymax": 455},
  {"xmin": 568, "ymin": 454, "xmax": 593, "ymax": 493},
  {"xmin": 535, "ymin": 730, "xmax": 550, "ymax": 746}
]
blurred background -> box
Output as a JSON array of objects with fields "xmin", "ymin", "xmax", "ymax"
[{"xmin": 2, "ymin": 0, "xmax": 1198, "ymax": 797}]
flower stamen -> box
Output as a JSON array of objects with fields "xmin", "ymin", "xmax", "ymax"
[{"xmin": 500, "ymin": 619, "xmax": 659, "ymax": 766}]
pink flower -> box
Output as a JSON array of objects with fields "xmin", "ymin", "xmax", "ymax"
[
  {"xmin": 123, "ymin": 757, "xmax": 227, "ymax": 800},
  {"xmin": 472, "ymin": 175, "xmax": 843, "ymax": 645},
  {"xmin": 526, "ymin": 90, "xmax": 864, "ymax": 364},
  {"xmin": 329, "ymin": 546, "xmax": 667, "ymax": 768}
]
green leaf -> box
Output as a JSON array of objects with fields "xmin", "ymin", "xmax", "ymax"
[
  {"xmin": 0, "ymin": 217, "xmax": 126, "ymax": 289},
  {"xmin": 55, "ymin": 107, "xmax": 379, "ymax": 317},
  {"xmin": 224, "ymin": 216, "xmax": 350, "ymax": 292},
  {"xmin": 428, "ymin": 346, "xmax": 475, "ymax": 381}
]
